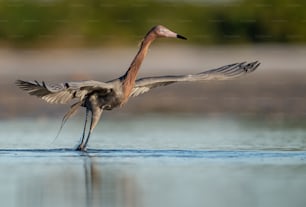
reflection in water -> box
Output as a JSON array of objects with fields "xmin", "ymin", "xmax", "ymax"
[
  {"xmin": 1, "ymin": 115, "xmax": 306, "ymax": 207},
  {"xmin": 12, "ymin": 151, "xmax": 139, "ymax": 207},
  {"xmin": 84, "ymin": 155, "xmax": 94, "ymax": 207},
  {"xmin": 0, "ymin": 148, "xmax": 305, "ymax": 207},
  {"xmin": 83, "ymin": 154, "xmax": 139, "ymax": 207}
]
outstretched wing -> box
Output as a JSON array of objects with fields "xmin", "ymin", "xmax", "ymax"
[
  {"xmin": 15, "ymin": 80, "xmax": 113, "ymax": 104},
  {"xmin": 130, "ymin": 61, "xmax": 260, "ymax": 97}
]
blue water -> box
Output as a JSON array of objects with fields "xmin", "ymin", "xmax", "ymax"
[
  {"xmin": 0, "ymin": 115, "xmax": 306, "ymax": 207},
  {"xmin": 1, "ymin": 148, "xmax": 306, "ymax": 161}
]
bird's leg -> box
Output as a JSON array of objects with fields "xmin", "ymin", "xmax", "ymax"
[
  {"xmin": 82, "ymin": 108, "xmax": 89, "ymax": 142},
  {"xmin": 82, "ymin": 107, "xmax": 103, "ymax": 150},
  {"xmin": 76, "ymin": 108, "xmax": 89, "ymax": 151}
]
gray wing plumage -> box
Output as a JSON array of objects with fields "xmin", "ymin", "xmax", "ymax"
[
  {"xmin": 131, "ymin": 61, "xmax": 260, "ymax": 97},
  {"xmin": 15, "ymin": 80, "xmax": 113, "ymax": 104}
]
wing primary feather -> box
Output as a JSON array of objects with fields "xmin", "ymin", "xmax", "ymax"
[
  {"xmin": 131, "ymin": 61, "xmax": 259, "ymax": 97},
  {"xmin": 211, "ymin": 63, "xmax": 239, "ymax": 73}
]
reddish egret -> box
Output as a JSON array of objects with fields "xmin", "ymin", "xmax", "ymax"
[{"xmin": 16, "ymin": 25, "xmax": 260, "ymax": 151}]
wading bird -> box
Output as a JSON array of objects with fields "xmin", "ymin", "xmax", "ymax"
[{"xmin": 16, "ymin": 25, "xmax": 260, "ymax": 151}]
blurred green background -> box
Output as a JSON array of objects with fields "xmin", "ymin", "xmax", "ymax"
[
  {"xmin": 0, "ymin": 0, "xmax": 305, "ymax": 48},
  {"xmin": 1, "ymin": 0, "xmax": 306, "ymax": 119}
]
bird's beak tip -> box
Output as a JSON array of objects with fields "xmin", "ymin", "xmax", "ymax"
[{"xmin": 177, "ymin": 34, "xmax": 187, "ymax": 40}]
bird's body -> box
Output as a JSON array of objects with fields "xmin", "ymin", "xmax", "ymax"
[{"xmin": 16, "ymin": 25, "xmax": 260, "ymax": 151}]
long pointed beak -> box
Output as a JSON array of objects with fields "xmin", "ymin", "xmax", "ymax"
[
  {"xmin": 176, "ymin": 34, "xmax": 187, "ymax": 40},
  {"xmin": 163, "ymin": 28, "xmax": 187, "ymax": 40}
]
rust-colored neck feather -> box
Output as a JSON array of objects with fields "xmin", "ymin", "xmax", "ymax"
[{"xmin": 121, "ymin": 33, "xmax": 155, "ymax": 104}]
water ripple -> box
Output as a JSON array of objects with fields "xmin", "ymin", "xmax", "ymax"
[{"xmin": 0, "ymin": 148, "xmax": 305, "ymax": 161}]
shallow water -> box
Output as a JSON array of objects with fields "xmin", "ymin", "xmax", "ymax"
[{"xmin": 0, "ymin": 115, "xmax": 306, "ymax": 207}]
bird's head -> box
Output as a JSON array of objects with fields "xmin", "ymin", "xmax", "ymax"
[{"xmin": 151, "ymin": 25, "xmax": 187, "ymax": 40}]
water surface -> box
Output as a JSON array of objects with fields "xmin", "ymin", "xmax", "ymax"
[{"xmin": 0, "ymin": 115, "xmax": 306, "ymax": 207}]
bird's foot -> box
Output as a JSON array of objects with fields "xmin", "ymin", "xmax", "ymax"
[{"xmin": 76, "ymin": 144, "xmax": 87, "ymax": 152}]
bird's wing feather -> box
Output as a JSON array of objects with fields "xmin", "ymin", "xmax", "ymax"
[
  {"xmin": 131, "ymin": 61, "xmax": 260, "ymax": 97},
  {"xmin": 16, "ymin": 80, "xmax": 113, "ymax": 104}
]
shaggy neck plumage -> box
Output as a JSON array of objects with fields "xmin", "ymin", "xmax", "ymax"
[{"xmin": 121, "ymin": 33, "xmax": 155, "ymax": 103}]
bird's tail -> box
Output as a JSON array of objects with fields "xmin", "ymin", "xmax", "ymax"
[{"xmin": 52, "ymin": 101, "xmax": 83, "ymax": 144}]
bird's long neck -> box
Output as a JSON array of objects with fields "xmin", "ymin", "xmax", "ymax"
[{"xmin": 121, "ymin": 34, "xmax": 155, "ymax": 103}]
